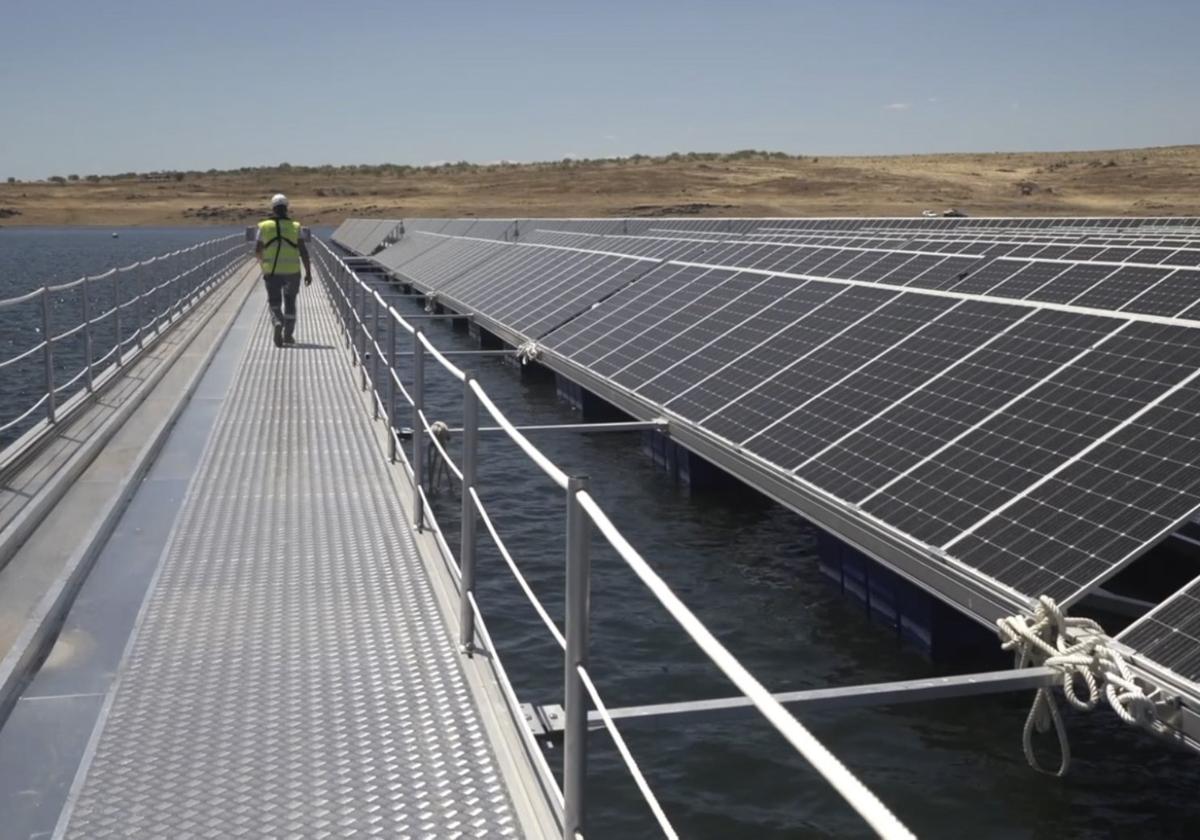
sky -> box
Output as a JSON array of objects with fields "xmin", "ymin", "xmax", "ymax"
[{"xmin": 2, "ymin": 0, "xmax": 1198, "ymax": 179}]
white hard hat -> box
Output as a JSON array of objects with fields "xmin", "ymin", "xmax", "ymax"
[{"xmin": 270, "ymin": 193, "xmax": 288, "ymax": 208}]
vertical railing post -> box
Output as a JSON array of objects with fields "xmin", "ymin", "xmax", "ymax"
[
  {"xmin": 113, "ymin": 269, "xmax": 123, "ymax": 367},
  {"xmin": 347, "ymin": 270, "xmax": 357, "ymax": 362},
  {"xmin": 82, "ymin": 274, "xmax": 94, "ymax": 392},
  {"xmin": 160, "ymin": 255, "xmax": 169, "ymax": 327},
  {"xmin": 154, "ymin": 257, "xmax": 162, "ymax": 331},
  {"xmin": 412, "ymin": 328, "xmax": 426, "ymax": 530},
  {"xmin": 343, "ymin": 265, "xmax": 353, "ymax": 349},
  {"xmin": 387, "ymin": 313, "xmax": 398, "ymax": 462},
  {"xmin": 371, "ymin": 292, "xmax": 381, "ymax": 418},
  {"xmin": 41, "ymin": 287, "xmax": 56, "ymax": 423},
  {"xmin": 459, "ymin": 373, "xmax": 479, "ymax": 654},
  {"xmin": 357, "ymin": 285, "xmax": 368, "ymax": 388},
  {"xmin": 135, "ymin": 259, "xmax": 145, "ymax": 349},
  {"xmin": 176, "ymin": 248, "xmax": 186, "ymax": 316},
  {"xmin": 563, "ymin": 474, "xmax": 591, "ymax": 839}
]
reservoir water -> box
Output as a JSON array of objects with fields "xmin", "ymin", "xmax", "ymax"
[{"xmin": 2, "ymin": 228, "xmax": 1198, "ymax": 838}]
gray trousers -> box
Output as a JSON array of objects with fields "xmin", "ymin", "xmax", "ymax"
[{"xmin": 263, "ymin": 273, "xmax": 301, "ymax": 334}]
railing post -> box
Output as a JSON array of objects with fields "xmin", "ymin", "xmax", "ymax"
[
  {"xmin": 371, "ymin": 292, "xmax": 381, "ymax": 418},
  {"xmin": 82, "ymin": 274, "xmax": 94, "ymax": 392},
  {"xmin": 342, "ymin": 265, "xmax": 353, "ymax": 351},
  {"xmin": 412, "ymin": 327, "xmax": 426, "ymax": 531},
  {"xmin": 176, "ymin": 249, "xmax": 185, "ymax": 316},
  {"xmin": 113, "ymin": 269, "xmax": 123, "ymax": 367},
  {"xmin": 155, "ymin": 256, "xmax": 165, "ymax": 330},
  {"xmin": 135, "ymin": 260, "xmax": 145, "ymax": 349},
  {"xmin": 41, "ymin": 287, "xmax": 56, "ymax": 423},
  {"xmin": 459, "ymin": 373, "xmax": 479, "ymax": 654},
  {"xmin": 156, "ymin": 258, "xmax": 163, "ymax": 331},
  {"xmin": 563, "ymin": 474, "xmax": 591, "ymax": 838},
  {"xmin": 387, "ymin": 313, "xmax": 398, "ymax": 462},
  {"xmin": 357, "ymin": 285, "xmax": 368, "ymax": 387}
]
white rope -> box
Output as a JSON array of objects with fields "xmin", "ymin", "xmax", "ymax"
[
  {"xmin": 575, "ymin": 490, "xmax": 915, "ymax": 840},
  {"xmin": 424, "ymin": 292, "xmax": 439, "ymax": 313},
  {"xmin": 470, "ymin": 487, "xmax": 566, "ymax": 650},
  {"xmin": 996, "ymin": 595, "xmax": 1169, "ymax": 776},
  {"xmin": 470, "ymin": 379, "xmax": 569, "ymax": 489},
  {"xmin": 577, "ymin": 664, "xmax": 679, "ymax": 840},
  {"xmin": 516, "ymin": 340, "xmax": 541, "ymax": 365},
  {"xmin": 468, "ymin": 592, "xmax": 565, "ymax": 811}
]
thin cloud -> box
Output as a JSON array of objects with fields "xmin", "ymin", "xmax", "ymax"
[{"xmin": 883, "ymin": 102, "xmax": 911, "ymax": 112}]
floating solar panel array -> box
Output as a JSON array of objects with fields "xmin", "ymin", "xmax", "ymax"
[{"xmin": 335, "ymin": 217, "xmax": 1200, "ymax": 674}]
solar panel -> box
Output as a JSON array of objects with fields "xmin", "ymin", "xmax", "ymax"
[
  {"xmin": 984, "ymin": 261, "xmax": 1071, "ymax": 299},
  {"xmin": 1120, "ymin": 576, "xmax": 1200, "ymax": 686},
  {"xmin": 951, "ymin": 372, "xmax": 1200, "ymax": 601},
  {"xmin": 798, "ymin": 307, "xmax": 1097, "ymax": 500},
  {"xmin": 356, "ymin": 220, "xmax": 403, "ymax": 255},
  {"xmin": 373, "ymin": 231, "xmax": 454, "ymax": 270},
  {"xmin": 389, "ymin": 235, "xmax": 510, "ymax": 288},
  {"xmin": 1018, "ymin": 262, "xmax": 1119, "ymax": 304},
  {"xmin": 491, "ymin": 254, "xmax": 655, "ymax": 338},
  {"xmin": 632, "ymin": 275, "xmax": 826, "ymax": 404},
  {"xmin": 588, "ymin": 269, "xmax": 750, "ymax": 378},
  {"xmin": 860, "ymin": 319, "xmax": 1187, "ymax": 548},
  {"xmin": 698, "ymin": 291, "xmax": 949, "ymax": 442},
  {"xmin": 1132, "ymin": 269, "xmax": 1200, "ymax": 317},
  {"xmin": 395, "ymin": 240, "xmax": 661, "ymax": 339},
  {"xmin": 1070, "ymin": 265, "xmax": 1176, "ymax": 311}
]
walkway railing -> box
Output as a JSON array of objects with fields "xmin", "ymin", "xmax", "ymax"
[
  {"xmin": 0, "ymin": 234, "xmax": 246, "ymax": 461},
  {"xmin": 313, "ymin": 238, "xmax": 914, "ymax": 840}
]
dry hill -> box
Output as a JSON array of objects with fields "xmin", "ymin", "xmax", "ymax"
[{"xmin": 2, "ymin": 146, "xmax": 1198, "ymax": 226}]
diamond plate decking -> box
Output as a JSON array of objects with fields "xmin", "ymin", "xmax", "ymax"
[{"xmin": 55, "ymin": 275, "xmax": 523, "ymax": 838}]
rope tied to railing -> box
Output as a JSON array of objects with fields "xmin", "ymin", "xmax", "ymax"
[
  {"xmin": 516, "ymin": 341, "xmax": 541, "ymax": 365},
  {"xmin": 425, "ymin": 419, "xmax": 454, "ymax": 492},
  {"xmin": 997, "ymin": 595, "xmax": 1169, "ymax": 776},
  {"xmin": 424, "ymin": 292, "xmax": 439, "ymax": 314}
]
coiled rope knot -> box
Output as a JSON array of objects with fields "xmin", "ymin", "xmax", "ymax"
[
  {"xmin": 424, "ymin": 293, "xmax": 438, "ymax": 314},
  {"xmin": 996, "ymin": 595, "xmax": 1165, "ymax": 776},
  {"xmin": 516, "ymin": 341, "xmax": 541, "ymax": 365}
]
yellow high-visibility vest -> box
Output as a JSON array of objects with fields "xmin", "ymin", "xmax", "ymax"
[{"xmin": 258, "ymin": 217, "xmax": 302, "ymax": 275}]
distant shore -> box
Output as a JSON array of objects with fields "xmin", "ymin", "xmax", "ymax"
[{"xmin": 3, "ymin": 146, "xmax": 1198, "ymax": 226}]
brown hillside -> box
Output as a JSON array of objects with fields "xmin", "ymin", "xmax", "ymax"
[{"xmin": 2, "ymin": 146, "xmax": 1198, "ymax": 226}]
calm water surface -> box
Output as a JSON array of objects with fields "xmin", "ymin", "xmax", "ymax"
[{"xmin": 2, "ymin": 229, "xmax": 1198, "ymax": 838}]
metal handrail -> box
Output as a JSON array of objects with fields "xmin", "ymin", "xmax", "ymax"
[
  {"xmin": 0, "ymin": 234, "xmax": 246, "ymax": 460},
  {"xmin": 312, "ymin": 238, "xmax": 913, "ymax": 840}
]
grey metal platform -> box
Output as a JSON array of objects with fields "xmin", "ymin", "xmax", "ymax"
[{"xmin": 49, "ymin": 276, "xmax": 527, "ymax": 838}]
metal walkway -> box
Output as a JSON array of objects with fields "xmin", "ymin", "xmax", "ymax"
[{"xmin": 52, "ymin": 275, "xmax": 522, "ymax": 837}]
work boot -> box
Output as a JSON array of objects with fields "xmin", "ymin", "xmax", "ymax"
[
  {"xmin": 273, "ymin": 323, "xmax": 284, "ymax": 348},
  {"xmin": 283, "ymin": 322, "xmax": 296, "ymax": 346},
  {"xmin": 284, "ymin": 334, "xmax": 296, "ymax": 346}
]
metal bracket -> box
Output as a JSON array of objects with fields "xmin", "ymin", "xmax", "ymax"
[{"xmin": 529, "ymin": 667, "xmax": 1058, "ymax": 737}]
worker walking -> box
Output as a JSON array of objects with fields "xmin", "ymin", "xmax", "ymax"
[{"xmin": 255, "ymin": 193, "xmax": 313, "ymax": 347}]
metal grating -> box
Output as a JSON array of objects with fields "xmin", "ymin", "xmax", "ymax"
[{"xmin": 57, "ymin": 275, "xmax": 519, "ymax": 839}]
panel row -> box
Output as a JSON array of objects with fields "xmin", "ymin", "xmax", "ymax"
[{"xmin": 539, "ymin": 259, "xmax": 1200, "ymax": 602}]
